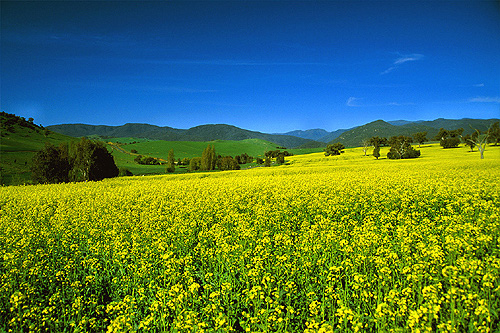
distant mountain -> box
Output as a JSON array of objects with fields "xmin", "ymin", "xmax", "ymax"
[
  {"xmin": 279, "ymin": 129, "xmax": 330, "ymax": 141},
  {"xmin": 47, "ymin": 123, "xmax": 319, "ymax": 149},
  {"xmin": 388, "ymin": 120, "xmax": 419, "ymax": 126},
  {"xmin": 330, "ymin": 118, "xmax": 499, "ymax": 147},
  {"xmin": 318, "ymin": 128, "xmax": 351, "ymax": 143}
]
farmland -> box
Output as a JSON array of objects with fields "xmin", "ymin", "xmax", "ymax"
[{"xmin": 1, "ymin": 144, "xmax": 499, "ymax": 332}]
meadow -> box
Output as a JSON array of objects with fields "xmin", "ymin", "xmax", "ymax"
[{"xmin": 1, "ymin": 143, "xmax": 499, "ymax": 332}]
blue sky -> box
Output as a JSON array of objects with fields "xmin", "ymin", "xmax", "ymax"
[{"xmin": 1, "ymin": 1, "xmax": 499, "ymax": 133}]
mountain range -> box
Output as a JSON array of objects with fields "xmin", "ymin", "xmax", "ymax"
[{"xmin": 47, "ymin": 118, "xmax": 499, "ymax": 148}]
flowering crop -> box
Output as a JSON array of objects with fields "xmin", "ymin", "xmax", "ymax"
[{"xmin": 1, "ymin": 145, "xmax": 499, "ymax": 332}]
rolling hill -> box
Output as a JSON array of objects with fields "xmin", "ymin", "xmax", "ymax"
[
  {"xmin": 329, "ymin": 118, "xmax": 499, "ymax": 147},
  {"xmin": 47, "ymin": 123, "xmax": 319, "ymax": 149}
]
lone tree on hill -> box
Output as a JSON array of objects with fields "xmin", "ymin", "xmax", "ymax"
[
  {"xmin": 166, "ymin": 149, "xmax": 175, "ymax": 173},
  {"xmin": 413, "ymin": 132, "xmax": 428, "ymax": 148},
  {"xmin": 387, "ymin": 136, "xmax": 420, "ymax": 159},
  {"xmin": 434, "ymin": 128, "xmax": 464, "ymax": 148},
  {"xmin": 324, "ymin": 143, "xmax": 345, "ymax": 156}
]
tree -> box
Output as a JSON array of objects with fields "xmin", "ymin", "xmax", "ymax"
[
  {"xmin": 434, "ymin": 128, "xmax": 464, "ymax": 148},
  {"xmin": 217, "ymin": 156, "xmax": 240, "ymax": 171},
  {"xmin": 487, "ymin": 122, "xmax": 500, "ymax": 146},
  {"xmin": 462, "ymin": 133, "xmax": 477, "ymax": 152},
  {"xmin": 324, "ymin": 143, "xmax": 345, "ymax": 156},
  {"xmin": 467, "ymin": 125, "xmax": 495, "ymax": 159},
  {"xmin": 264, "ymin": 156, "xmax": 271, "ymax": 167},
  {"xmin": 166, "ymin": 149, "xmax": 175, "ymax": 173},
  {"xmin": 369, "ymin": 136, "xmax": 388, "ymax": 147},
  {"xmin": 256, "ymin": 157, "xmax": 264, "ymax": 165},
  {"xmin": 69, "ymin": 138, "xmax": 119, "ymax": 181},
  {"xmin": 31, "ymin": 143, "xmax": 71, "ymax": 184},
  {"xmin": 373, "ymin": 145, "xmax": 380, "ymax": 159},
  {"xmin": 413, "ymin": 132, "xmax": 428, "ymax": 148},
  {"xmin": 189, "ymin": 157, "xmax": 202, "ymax": 171},
  {"xmin": 387, "ymin": 136, "xmax": 420, "ymax": 159},
  {"xmin": 276, "ymin": 153, "xmax": 285, "ymax": 165},
  {"xmin": 201, "ymin": 145, "xmax": 216, "ymax": 171},
  {"xmin": 362, "ymin": 139, "xmax": 370, "ymax": 156}
]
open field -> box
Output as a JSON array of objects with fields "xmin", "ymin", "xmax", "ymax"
[{"xmin": 1, "ymin": 144, "xmax": 499, "ymax": 332}]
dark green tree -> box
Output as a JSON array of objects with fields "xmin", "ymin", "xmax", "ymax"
[
  {"xmin": 434, "ymin": 128, "xmax": 464, "ymax": 148},
  {"xmin": 166, "ymin": 149, "xmax": 175, "ymax": 173},
  {"xmin": 70, "ymin": 138, "xmax": 119, "ymax": 181},
  {"xmin": 462, "ymin": 133, "xmax": 477, "ymax": 152},
  {"xmin": 387, "ymin": 136, "xmax": 420, "ymax": 159},
  {"xmin": 201, "ymin": 145, "xmax": 216, "ymax": 171},
  {"xmin": 31, "ymin": 143, "xmax": 71, "ymax": 184},
  {"xmin": 189, "ymin": 157, "xmax": 202, "ymax": 171},
  {"xmin": 413, "ymin": 132, "xmax": 428, "ymax": 148},
  {"xmin": 373, "ymin": 145, "xmax": 380, "ymax": 159},
  {"xmin": 369, "ymin": 136, "xmax": 388, "ymax": 147},
  {"xmin": 217, "ymin": 156, "xmax": 240, "ymax": 171},
  {"xmin": 276, "ymin": 153, "xmax": 285, "ymax": 165},
  {"xmin": 264, "ymin": 156, "xmax": 271, "ymax": 167},
  {"xmin": 487, "ymin": 122, "xmax": 500, "ymax": 146},
  {"xmin": 324, "ymin": 143, "xmax": 345, "ymax": 156}
]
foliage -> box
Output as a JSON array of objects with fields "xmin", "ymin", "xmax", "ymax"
[
  {"xmin": 488, "ymin": 122, "xmax": 500, "ymax": 145},
  {"xmin": 189, "ymin": 157, "xmax": 202, "ymax": 171},
  {"xmin": 1, "ymin": 147, "xmax": 499, "ymax": 332},
  {"xmin": 373, "ymin": 145, "xmax": 380, "ymax": 159},
  {"xmin": 31, "ymin": 143, "xmax": 71, "ymax": 184},
  {"xmin": 31, "ymin": 138, "xmax": 118, "ymax": 184},
  {"xmin": 387, "ymin": 136, "xmax": 420, "ymax": 159},
  {"xmin": 462, "ymin": 133, "xmax": 478, "ymax": 152},
  {"xmin": 435, "ymin": 128, "xmax": 464, "ymax": 148},
  {"xmin": 412, "ymin": 131, "xmax": 428, "ymax": 147},
  {"xmin": 166, "ymin": 149, "xmax": 175, "ymax": 173},
  {"xmin": 369, "ymin": 136, "xmax": 388, "ymax": 147},
  {"xmin": 275, "ymin": 153, "xmax": 285, "ymax": 165},
  {"xmin": 201, "ymin": 145, "xmax": 216, "ymax": 171},
  {"xmin": 324, "ymin": 143, "xmax": 345, "ymax": 156},
  {"xmin": 118, "ymin": 167, "xmax": 133, "ymax": 176},
  {"xmin": 134, "ymin": 155, "xmax": 160, "ymax": 165},
  {"xmin": 69, "ymin": 138, "xmax": 119, "ymax": 181},
  {"xmin": 217, "ymin": 156, "xmax": 241, "ymax": 171}
]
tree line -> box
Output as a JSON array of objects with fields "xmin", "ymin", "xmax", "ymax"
[{"xmin": 31, "ymin": 137, "xmax": 119, "ymax": 184}]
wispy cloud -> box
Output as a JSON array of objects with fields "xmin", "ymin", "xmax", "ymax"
[
  {"xmin": 346, "ymin": 97, "xmax": 362, "ymax": 107},
  {"xmin": 473, "ymin": 83, "xmax": 485, "ymax": 87},
  {"xmin": 468, "ymin": 96, "xmax": 500, "ymax": 103},
  {"xmin": 381, "ymin": 53, "xmax": 424, "ymax": 75},
  {"xmin": 346, "ymin": 97, "xmax": 415, "ymax": 107}
]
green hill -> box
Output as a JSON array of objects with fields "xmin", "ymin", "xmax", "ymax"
[
  {"xmin": 0, "ymin": 112, "xmax": 76, "ymax": 185},
  {"xmin": 47, "ymin": 123, "xmax": 319, "ymax": 148},
  {"xmin": 330, "ymin": 118, "xmax": 499, "ymax": 147}
]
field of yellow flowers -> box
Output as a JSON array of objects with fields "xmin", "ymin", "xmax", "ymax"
[{"xmin": 1, "ymin": 144, "xmax": 499, "ymax": 332}]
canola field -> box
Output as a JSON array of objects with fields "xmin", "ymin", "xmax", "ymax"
[{"xmin": 1, "ymin": 144, "xmax": 499, "ymax": 332}]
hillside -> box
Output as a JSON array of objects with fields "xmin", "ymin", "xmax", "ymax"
[
  {"xmin": 0, "ymin": 112, "xmax": 76, "ymax": 184},
  {"xmin": 47, "ymin": 123, "xmax": 319, "ymax": 149},
  {"xmin": 330, "ymin": 118, "xmax": 499, "ymax": 147}
]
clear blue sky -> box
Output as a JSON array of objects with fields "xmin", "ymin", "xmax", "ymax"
[{"xmin": 1, "ymin": 1, "xmax": 499, "ymax": 133}]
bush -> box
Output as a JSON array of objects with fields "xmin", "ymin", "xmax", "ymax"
[
  {"xmin": 119, "ymin": 167, "xmax": 133, "ymax": 177},
  {"xmin": 440, "ymin": 137, "xmax": 461, "ymax": 149}
]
